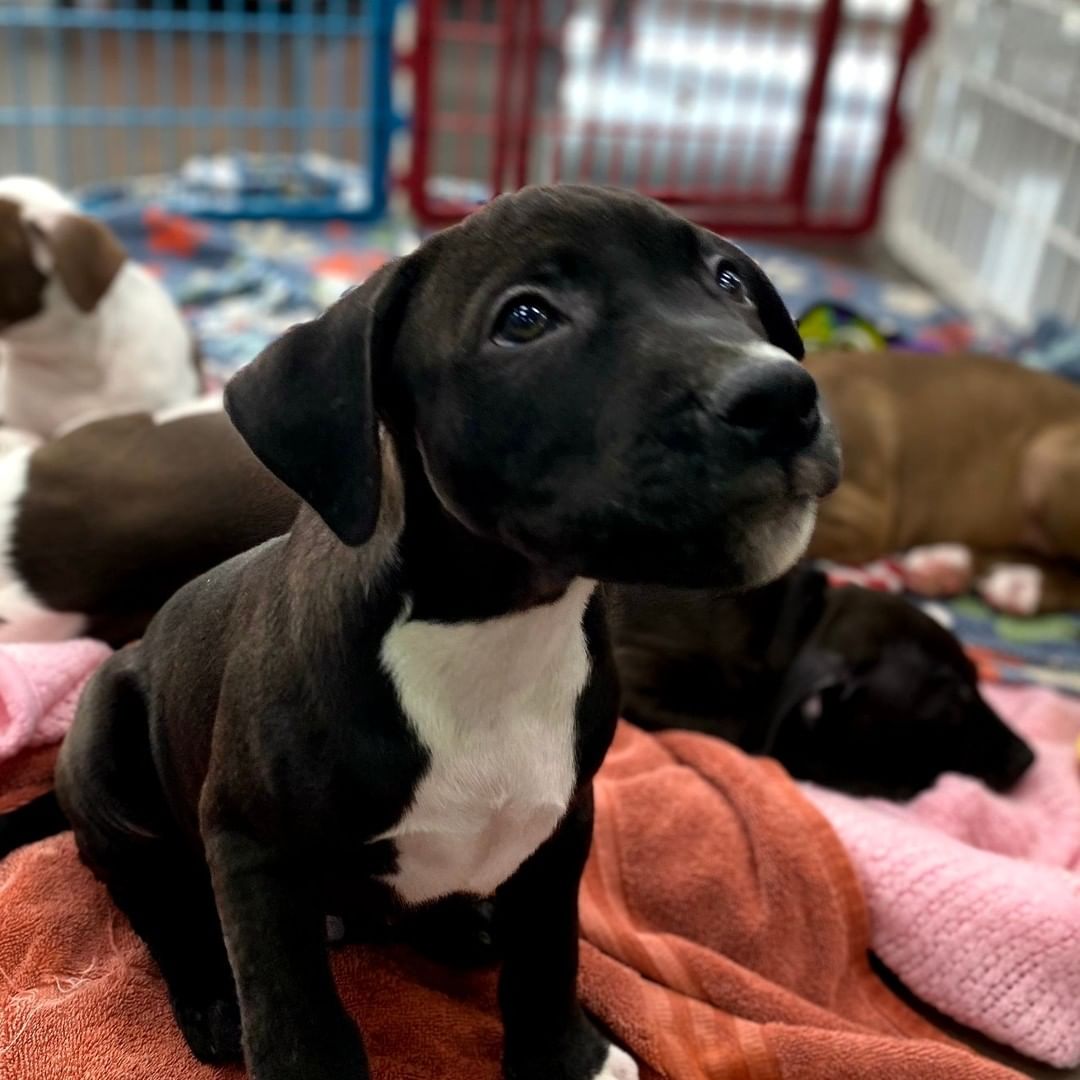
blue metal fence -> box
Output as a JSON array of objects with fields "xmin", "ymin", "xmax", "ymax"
[{"xmin": 0, "ymin": 0, "xmax": 401, "ymax": 219}]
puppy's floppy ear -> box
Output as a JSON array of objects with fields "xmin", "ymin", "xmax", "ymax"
[
  {"xmin": 763, "ymin": 563, "xmax": 829, "ymax": 668},
  {"xmin": 0, "ymin": 199, "xmax": 48, "ymax": 326},
  {"xmin": 751, "ymin": 646, "xmax": 849, "ymax": 754},
  {"xmin": 23, "ymin": 210, "xmax": 126, "ymax": 312},
  {"xmin": 225, "ymin": 258, "xmax": 413, "ymax": 547},
  {"xmin": 727, "ymin": 243, "xmax": 805, "ymax": 361}
]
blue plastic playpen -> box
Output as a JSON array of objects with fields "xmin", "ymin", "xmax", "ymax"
[{"xmin": 0, "ymin": 0, "xmax": 401, "ymax": 218}]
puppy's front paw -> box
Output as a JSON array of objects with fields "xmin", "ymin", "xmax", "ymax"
[
  {"xmin": 979, "ymin": 564, "xmax": 1043, "ymax": 616},
  {"xmin": 172, "ymin": 993, "xmax": 243, "ymax": 1064},
  {"xmin": 505, "ymin": 1013, "xmax": 637, "ymax": 1080},
  {"xmin": 901, "ymin": 544, "xmax": 974, "ymax": 597}
]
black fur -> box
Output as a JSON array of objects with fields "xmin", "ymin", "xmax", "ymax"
[
  {"xmin": 609, "ymin": 565, "xmax": 1035, "ymax": 799},
  {"xmin": 0, "ymin": 791, "xmax": 67, "ymax": 852},
  {"xmin": 224, "ymin": 260, "xmax": 414, "ymax": 547}
]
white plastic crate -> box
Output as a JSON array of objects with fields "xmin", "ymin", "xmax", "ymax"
[{"xmin": 885, "ymin": 0, "xmax": 1080, "ymax": 330}]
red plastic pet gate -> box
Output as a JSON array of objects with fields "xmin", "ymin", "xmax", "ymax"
[{"xmin": 405, "ymin": 0, "xmax": 930, "ymax": 234}]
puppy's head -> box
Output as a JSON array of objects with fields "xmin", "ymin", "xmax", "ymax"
[
  {"xmin": 0, "ymin": 185, "xmax": 125, "ymax": 332},
  {"xmin": 770, "ymin": 586, "xmax": 1035, "ymax": 799},
  {"xmin": 226, "ymin": 185, "xmax": 840, "ymax": 590}
]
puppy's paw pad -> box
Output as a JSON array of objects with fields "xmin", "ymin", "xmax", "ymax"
[
  {"xmin": 979, "ymin": 564, "xmax": 1043, "ymax": 616},
  {"xmin": 595, "ymin": 1044, "xmax": 638, "ymax": 1080},
  {"xmin": 901, "ymin": 544, "xmax": 974, "ymax": 597}
]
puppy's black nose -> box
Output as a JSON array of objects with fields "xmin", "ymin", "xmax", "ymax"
[
  {"xmin": 987, "ymin": 737, "xmax": 1036, "ymax": 792},
  {"xmin": 722, "ymin": 362, "xmax": 821, "ymax": 453}
]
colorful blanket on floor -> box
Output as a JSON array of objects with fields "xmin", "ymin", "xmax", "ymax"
[{"xmin": 820, "ymin": 558, "xmax": 1080, "ymax": 697}]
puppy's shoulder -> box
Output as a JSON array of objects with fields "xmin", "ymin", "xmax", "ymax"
[{"xmin": 143, "ymin": 535, "xmax": 286, "ymax": 655}]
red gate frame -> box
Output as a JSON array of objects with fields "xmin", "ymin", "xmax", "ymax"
[{"xmin": 405, "ymin": 0, "xmax": 930, "ymax": 235}]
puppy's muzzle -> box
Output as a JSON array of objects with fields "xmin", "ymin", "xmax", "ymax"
[{"xmin": 720, "ymin": 361, "xmax": 822, "ymax": 457}]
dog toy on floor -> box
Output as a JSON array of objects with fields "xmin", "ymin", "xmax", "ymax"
[{"xmin": 797, "ymin": 301, "xmax": 894, "ymax": 352}]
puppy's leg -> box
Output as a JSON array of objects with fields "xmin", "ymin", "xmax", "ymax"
[
  {"xmin": 102, "ymin": 841, "xmax": 243, "ymax": 1063},
  {"xmin": 1022, "ymin": 422, "xmax": 1080, "ymax": 561},
  {"xmin": 496, "ymin": 787, "xmax": 637, "ymax": 1080},
  {"xmin": 58, "ymin": 657, "xmax": 241, "ymax": 1063},
  {"xmin": 204, "ymin": 828, "xmax": 369, "ymax": 1080},
  {"xmin": 900, "ymin": 543, "xmax": 975, "ymax": 597}
]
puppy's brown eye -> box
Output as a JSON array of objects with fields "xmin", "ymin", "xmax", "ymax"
[
  {"xmin": 715, "ymin": 261, "xmax": 745, "ymax": 297},
  {"xmin": 493, "ymin": 299, "xmax": 553, "ymax": 346}
]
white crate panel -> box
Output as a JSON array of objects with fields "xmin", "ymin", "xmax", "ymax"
[{"xmin": 885, "ymin": 0, "xmax": 1080, "ymax": 329}]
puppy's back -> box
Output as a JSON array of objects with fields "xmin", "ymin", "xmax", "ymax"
[{"xmin": 12, "ymin": 409, "xmax": 298, "ymax": 640}]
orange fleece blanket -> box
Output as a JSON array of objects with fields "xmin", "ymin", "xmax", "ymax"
[{"xmin": 0, "ymin": 725, "xmax": 1020, "ymax": 1080}]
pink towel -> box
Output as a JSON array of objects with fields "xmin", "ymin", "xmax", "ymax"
[
  {"xmin": 803, "ymin": 684, "xmax": 1080, "ymax": 1067},
  {"xmin": 0, "ymin": 640, "xmax": 112, "ymax": 765}
]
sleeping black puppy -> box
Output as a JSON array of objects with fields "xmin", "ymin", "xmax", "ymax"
[
  {"xmin": 0, "ymin": 186, "xmax": 840, "ymax": 1080},
  {"xmin": 608, "ymin": 565, "xmax": 1035, "ymax": 799}
]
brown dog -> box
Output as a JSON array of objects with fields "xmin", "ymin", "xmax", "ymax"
[{"xmin": 807, "ymin": 349, "xmax": 1080, "ymax": 613}]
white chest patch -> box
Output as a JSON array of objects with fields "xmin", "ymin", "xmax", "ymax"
[{"xmin": 377, "ymin": 579, "xmax": 594, "ymax": 905}]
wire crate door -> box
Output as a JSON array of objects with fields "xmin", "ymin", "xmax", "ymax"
[{"xmin": 0, "ymin": 0, "xmax": 400, "ymax": 219}]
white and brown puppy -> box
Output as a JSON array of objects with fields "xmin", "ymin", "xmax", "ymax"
[
  {"xmin": 0, "ymin": 175, "xmax": 199, "ymax": 444},
  {"xmin": 0, "ymin": 395, "xmax": 297, "ymax": 644}
]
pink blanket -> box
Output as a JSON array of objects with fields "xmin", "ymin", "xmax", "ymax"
[
  {"xmin": 804, "ymin": 684, "xmax": 1080, "ymax": 1068},
  {"xmin": 0, "ymin": 640, "xmax": 112, "ymax": 765}
]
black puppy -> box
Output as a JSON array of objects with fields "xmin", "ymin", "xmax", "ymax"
[
  {"xmin": 1, "ymin": 186, "xmax": 839, "ymax": 1080},
  {"xmin": 609, "ymin": 565, "xmax": 1034, "ymax": 799}
]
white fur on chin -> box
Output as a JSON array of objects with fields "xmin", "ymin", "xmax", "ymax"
[{"xmin": 745, "ymin": 501, "xmax": 818, "ymax": 588}]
